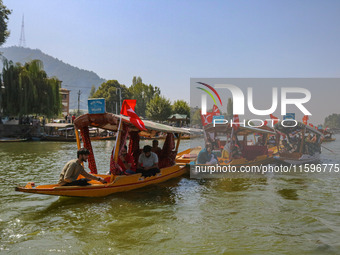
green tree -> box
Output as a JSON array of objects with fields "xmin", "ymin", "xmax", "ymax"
[
  {"xmin": 0, "ymin": 0, "xmax": 11, "ymax": 46},
  {"xmin": 324, "ymin": 113, "xmax": 340, "ymax": 129},
  {"xmin": 172, "ymin": 100, "xmax": 190, "ymax": 117},
  {"xmin": 92, "ymin": 80, "xmax": 130, "ymax": 113},
  {"xmin": 190, "ymin": 108, "xmax": 202, "ymax": 127},
  {"xmin": 89, "ymin": 85, "xmax": 96, "ymax": 98},
  {"xmin": 132, "ymin": 76, "xmax": 142, "ymax": 86},
  {"xmin": 1, "ymin": 59, "xmax": 61, "ymax": 118},
  {"xmin": 146, "ymin": 95, "xmax": 172, "ymax": 121},
  {"xmin": 129, "ymin": 76, "xmax": 160, "ymax": 117}
]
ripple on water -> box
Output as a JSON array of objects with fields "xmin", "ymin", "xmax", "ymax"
[{"xmin": 1, "ymin": 138, "xmax": 340, "ymax": 254}]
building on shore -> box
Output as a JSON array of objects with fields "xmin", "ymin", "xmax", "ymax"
[{"xmin": 60, "ymin": 88, "xmax": 70, "ymax": 117}]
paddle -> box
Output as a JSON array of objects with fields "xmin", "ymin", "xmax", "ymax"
[{"xmin": 321, "ymin": 145, "xmax": 337, "ymax": 155}]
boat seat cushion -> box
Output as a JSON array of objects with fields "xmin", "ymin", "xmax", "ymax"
[{"xmin": 241, "ymin": 146, "xmax": 268, "ymax": 161}]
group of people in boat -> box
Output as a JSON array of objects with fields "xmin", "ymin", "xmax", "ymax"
[
  {"xmin": 280, "ymin": 133, "xmax": 321, "ymax": 155},
  {"xmin": 196, "ymin": 128, "xmax": 322, "ymax": 165},
  {"xmin": 58, "ymin": 140, "xmax": 163, "ymax": 186}
]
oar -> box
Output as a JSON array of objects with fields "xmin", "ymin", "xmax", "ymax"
[{"xmin": 321, "ymin": 145, "xmax": 337, "ymax": 155}]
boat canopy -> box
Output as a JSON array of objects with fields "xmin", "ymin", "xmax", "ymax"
[
  {"xmin": 73, "ymin": 113, "xmax": 186, "ymax": 175},
  {"xmin": 274, "ymin": 121, "xmax": 323, "ymax": 136},
  {"xmin": 74, "ymin": 113, "xmax": 190, "ymax": 136},
  {"xmin": 45, "ymin": 123, "xmax": 74, "ymax": 128},
  {"xmin": 203, "ymin": 123, "xmax": 276, "ymax": 135}
]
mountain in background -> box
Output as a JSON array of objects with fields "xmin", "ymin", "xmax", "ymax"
[{"xmin": 0, "ymin": 46, "xmax": 106, "ymax": 110}]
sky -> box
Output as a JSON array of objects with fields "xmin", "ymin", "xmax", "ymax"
[{"xmin": 2, "ymin": 0, "xmax": 340, "ymax": 122}]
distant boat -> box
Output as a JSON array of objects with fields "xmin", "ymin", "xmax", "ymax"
[
  {"xmin": 42, "ymin": 123, "xmax": 115, "ymax": 142},
  {"xmin": 43, "ymin": 123, "xmax": 76, "ymax": 142},
  {"xmin": 321, "ymin": 129, "xmax": 336, "ymax": 142},
  {"xmin": 0, "ymin": 137, "xmax": 28, "ymax": 142},
  {"xmin": 274, "ymin": 121, "xmax": 322, "ymax": 164}
]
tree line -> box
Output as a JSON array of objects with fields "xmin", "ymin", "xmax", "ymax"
[
  {"xmin": 324, "ymin": 114, "xmax": 340, "ymax": 129},
  {"xmin": 0, "ymin": 59, "xmax": 62, "ymax": 118},
  {"xmin": 90, "ymin": 76, "xmax": 190, "ymax": 122}
]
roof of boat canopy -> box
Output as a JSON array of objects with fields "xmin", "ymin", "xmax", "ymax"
[
  {"xmin": 274, "ymin": 121, "xmax": 323, "ymax": 136},
  {"xmin": 74, "ymin": 113, "xmax": 190, "ymax": 135},
  {"xmin": 45, "ymin": 123, "xmax": 74, "ymax": 128},
  {"xmin": 203, "ymin": 123, "xmax": 276, "ymax": 135}
]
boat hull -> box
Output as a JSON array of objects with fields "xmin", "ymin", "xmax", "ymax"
[
  {"xmin": 218, "ymin": 155, "xmax": 275, "ymax": 168},
  {"xmin": 16, "ymin": 165, "xmax": 188, "ymax": 197},
  {"xmin": 274, "ymin": 153, "xmax": 320, "ymax": 165},
  {"xmin": 323, "ymin": 138, "xmax": 336, "ymax": 142}
]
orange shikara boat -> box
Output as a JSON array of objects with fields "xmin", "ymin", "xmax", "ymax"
[{"xmin": 16, "ymin": 113, "xmax": 191, "ymax": 197}]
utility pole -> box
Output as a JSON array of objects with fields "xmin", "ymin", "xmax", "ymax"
[
  {"xmin": 77, "ymin": 90, "xmax": 81, "ymax": 115},
  {"xmin": 116, "ymin": 88, "xmax": 122, "ymax": 114}
]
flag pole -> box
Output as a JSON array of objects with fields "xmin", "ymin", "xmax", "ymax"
[
  {"xmin": 110, "ymin": 114, "xmax": 123, "ymax": 183},
  {"xmin": 229, "ymin": 126, "xmax": 234, "ymax": 161}
]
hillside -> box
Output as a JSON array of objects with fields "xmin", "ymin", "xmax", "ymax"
[{"xmin": 0, "ymin": 46, "xmax": 106, "ymax": 110}]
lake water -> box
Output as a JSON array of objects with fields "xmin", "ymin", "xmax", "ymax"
[{"xmin": 1, "ymin": 136, "xmax": 340, "ymax": 254}]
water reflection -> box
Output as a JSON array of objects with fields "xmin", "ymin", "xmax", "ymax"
[{"xmin": 277, "ymin": 189, "xmax": 299, "ymax": 200}]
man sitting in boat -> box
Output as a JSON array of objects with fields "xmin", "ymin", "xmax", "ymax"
[
  {"xmin": 118, "ymin": 145, "xmax": 136, "ymax": 175},
  {"xmin": 197, "ymin": 142, "xmax": 218, "ymax": 164},
  {"xmin": 136, "ymin": 145, "xmax": 160, "ymax": 177},
  {"xmin": 255, "ymin": 136, "xmax": 264, "ymax": 146},
  {"xmin": 58, "ymin": 148, "xmax": 107, "ymax": 186},
  {"xmin": 268, "ymin": 136, "xmax": 276, "ymax": 145},
  {"xmin": 151, "ymin": 139, "xmax": 162, "ymax": 155},
  {"xmin": 281, "ymin": 140, "xmax": 297, "ymax": 153}
]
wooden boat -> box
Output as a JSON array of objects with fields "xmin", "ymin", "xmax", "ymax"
[
  {"xmin": 43, "ymin": 123, "xmax": 76, "ymax": 142},
  {"xmin": 195, "ymin": 123, "xmax": 276, "ymax": 168},
  {"xmin": 43, "ymin": 124, "xmax": 115, "ymax": 142},
  {"xmin": 0, "ymin": 137, "xmax": 28, "ymax": 142},
  {"xmin": 322, "ymin": 129, "xmax": 336, "ymax": 142},
  {"xmin": 273, "ymin": 121, "xmax": 323, "ymax": 164},
  {"xmin": 175, "ymin": 146, "xmax": 202, "ymax": 165},
  {"xmin": 16, "ymin": 113, "xmax": 190, "ymax": 197}
]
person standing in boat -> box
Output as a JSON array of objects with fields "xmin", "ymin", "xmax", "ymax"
[
  {"xmin": 136, "ymin": 145, "xmax": 160, "ymax": 177},
  {"xmin": 197, "ymin": 142, "xmax": 218, "ymax": 164},
  {"xmin": 58, "ymin": 148, "xmax": 107, "ymax": 186}
]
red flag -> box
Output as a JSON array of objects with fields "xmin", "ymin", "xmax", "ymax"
[
  {"xmin": 120, "ymin": 100, "xmax": 146, "ymax": 131},
  {"xmin": 120, "ymin": 99, "xmax": 136, "ymax": 115},
  {"xmin": 212, "ymin": 105, "xmax": 221, "ymax": 116},
  {"xmin": 309, "ymin": 123, "xmax": 314, "ymax": 128},
  {"xmin": 323, "ymin": 126, "xmax": 328, "ymax": 134},
  {"xmin": 200, "ymin": 111, "xmax": 213, "ymax": 126},
  {"xmin": 302, "ymin": 115, "xmax": 309, "ymax": 125},
  {"xmin": 270, "ymin": 114, "xmax": 279, "ymax": 125},
  {"xmin": 233, "ymin": 114, "xmax": 240, "ymax": 130}
]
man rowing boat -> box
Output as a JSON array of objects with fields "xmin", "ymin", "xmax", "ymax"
[{"xmin": 58, "ymin": 148, "xmax": 107, "ymax": 186}]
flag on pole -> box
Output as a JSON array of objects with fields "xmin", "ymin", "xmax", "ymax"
[
  {"xmin": 302, "ymin": 115, "xmax": 309, "ymax": 125},
  {"xmin": 200, "ymin": 111, "xmax": 214, "ymax": 126},
  {"xmin": 233, "ymin": 114, "xmax": 240, "ymax": 130},
  {"xmin": 212, "ymin": 105, "xmax": 221, "ymax": 116},
  {"xmin": 121, "ymin": 100, "xmax": 146, "ymax": 131},
  {"xmin": 270, "ymin": 114, "xmax": 279, "ymax": 125}
]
